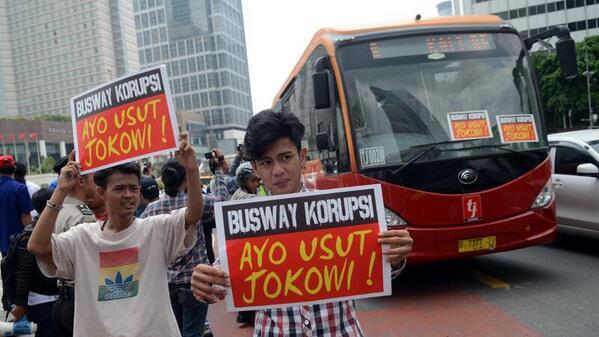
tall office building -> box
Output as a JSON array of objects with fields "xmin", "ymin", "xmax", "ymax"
[
  {"xmin": 455, "ymin": 0, "xmax": 599, "ymax": 41},
  {"xmin": 133, "ymin": 0, "xmax": 253, "ymax": 148},
  {"xmin": 437, "ymin": 1, "xmax": 454, "ymax": 16},
  {"xmin": 0, "ymin": 0, "xmax": 139, "ymax": 117}
]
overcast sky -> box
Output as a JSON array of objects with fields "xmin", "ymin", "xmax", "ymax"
[{"xmin": 240, "ymin": 0, "xmax": 441, "ymax": 111}]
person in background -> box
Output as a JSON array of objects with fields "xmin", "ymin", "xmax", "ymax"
[
  {"xmin": 0, "ymin": 155, "xmax": 32, "ymax": 256},
  {"xmin": 142, "ymin": 161, "xmax": 155, "ymax": 179},
  {"xmin": 15, "ymin": 162, "xmax": 41, "ymax": 198},
  {"xmin": 11, "ymin": 188, "xmax": 58, "ymax": 337},
  {"xmin": 135, "ymin": 176, "xmax": 160, "ymax": 217},
  {"xmin": 207, "ymin": 147, "xmax": 242, "ymax": 195},
  {"xmin": 15, "ymin": 162, "xmax": 41, "ymax": 218},
  {"xmin": 141, "ymin": 159, "xmax": 224, "ymax": 337},
  {"xmin": 231, "ymin": 162, "xmax": 260, "ymax": 201},
  {"xmin": 48, "ymin": 157, "xmax": 68, "ymax": 191},
  {"xmin": 197, "ymin": 150, "xmax": 233, "ymax": 337},
  {"xmin": 85, "ymin": 191, "xmax": 107, "ymax": 222},
  {"xmin": 202, "ymin": 148, "xmax": 234, "ymax": 264},
  {"xmin": 45, "ymin": 153, "xmax": 97, "ymax": 337},
  {"xmin": 230, "ymin": 161, "xmax": 260, "ymax": 326}
]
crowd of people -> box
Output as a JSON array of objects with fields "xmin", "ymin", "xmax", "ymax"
[{"xmin": 0, "ymin": 109, "xmax": 413, "ymax": 337}]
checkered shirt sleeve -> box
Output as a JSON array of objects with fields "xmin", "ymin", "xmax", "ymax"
[{"xmin": 254, "ymin": 302, "xmax": 364, "ymax": 337}]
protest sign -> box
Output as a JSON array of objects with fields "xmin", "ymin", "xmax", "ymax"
[
  {"xmin": 496, "ymin": 114, "xmax": 539, "ymax": 144},
  {"xmin": 70, "ymin": 65, "xmax": 178, "ymax": 173},
  {"xmin": 447, "ymin": 110, "xmax": 493, "ymax": 141},
  {"xmin": 215, "ymin": 184, "xmax": 392, "ymax": 311}
]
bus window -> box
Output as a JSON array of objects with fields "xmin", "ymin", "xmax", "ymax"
[{"xmin": 279, "ymin": 45, "xmax": 350, "ymax": 174}]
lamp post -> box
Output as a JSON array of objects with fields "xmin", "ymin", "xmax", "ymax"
[{"xmin": 583, "ymin": 49, "xmax": 595, "ymax": 128}]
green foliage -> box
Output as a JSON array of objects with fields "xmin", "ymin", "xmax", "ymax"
[
  {"xmin": 532, "ymin": 36, "xmax": 599, "ymax": 132},
  {"xmin": 40, "ymin": 157, "xmax": 56, "ymax": 174}
]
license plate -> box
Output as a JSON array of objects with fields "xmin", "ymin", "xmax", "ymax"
[{"xmin": 458, "ymin": 236, "xmax": 496, "ymax": 253}]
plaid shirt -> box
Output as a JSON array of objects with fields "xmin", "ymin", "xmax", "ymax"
[
  {"xmin": 252, "ymin": 184, "xmax": 407, "ymax": 337},
  {"xmin": 255, "ymin": 302, "xmax": 364, "ymax": 337},
  {"xmin": 140, "ymin": 173, "xmax": 229, "ymax": 285},
  {"xmin": 252, "ymin": 185, "xmax": 364, "ymax": 337}
]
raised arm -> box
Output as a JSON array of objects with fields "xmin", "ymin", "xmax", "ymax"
[
  {"xmin": 175, "ymin": 133, "xmax": 203, "ymax": 229},
  {"xmin": 28, "ymin": 155, "xmax": 79, "ymax": 257}
]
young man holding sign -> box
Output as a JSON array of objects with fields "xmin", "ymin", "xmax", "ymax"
[
  {"xmin": 28, "ymin": 134, "xmax": 203, "ymax": 337},
  {"xmin": 192, "ymin": 110, "xmax": 413, "ymax": 336}
]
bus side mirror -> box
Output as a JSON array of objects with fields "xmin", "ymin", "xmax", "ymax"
[
  {"xmin": 313, "ymin": 72, "xmax": 331, "ymax": 109},
  {"xmin": 525, "ymin": 26, "xmax": 577, "ymax": 79},
  {"xmin": 313, "ymin": 56, "xmax": 333, "ymax": 109},
  {"xmin": 556, "ymin": 35, "xmax": 577, "ymax": 80}
]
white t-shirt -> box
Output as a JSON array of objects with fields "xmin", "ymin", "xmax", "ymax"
[
  {"xmin": 26, "ymin": 181, "xmax": 40, "ymax": 218},
  {"xmin": 38, "ymin": 207, "xmax": 196, "ymax": 337}
]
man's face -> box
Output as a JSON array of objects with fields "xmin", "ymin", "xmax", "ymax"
[
  {"xmin": 82, "ymin": 175, "xmax": 102, "ymax": 209},
  {"xmin": 253, "ymin": 137, "xmax": 306, "ymax": 195},
  {"xmin": 246, "ymin": 175, "xmax": 261, "ymax": 194},
  {"xmin": 99, "ymin": 173, "xmax": 140, "ymax": 217}
]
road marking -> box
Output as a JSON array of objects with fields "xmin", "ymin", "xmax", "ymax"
[{"xmin": 470, "ymin": 269, "xmax": 511, "ymax": 289}]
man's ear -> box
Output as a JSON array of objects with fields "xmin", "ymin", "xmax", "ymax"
[
  {"xmin": 97, "ymin": 185, "xmax": 105, "ymax": 198},
  {"xmin": 250, "ymin": 161, "xmax": 260, "ymax": 177},
  {"xmin": 300, "ymin": 148, "xmax": 308, "ymax": 169}
]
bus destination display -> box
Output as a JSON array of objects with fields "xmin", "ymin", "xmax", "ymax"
[{"xmin": 370, "ymin": 33, "xmax": 495, "ymax": 59}]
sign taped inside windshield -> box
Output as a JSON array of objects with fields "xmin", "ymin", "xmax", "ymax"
[
  {"xmin": 360, "ymin": 146, "xmax": 386, "ymax": 168},
  {"xmin": 447, "ymin": 111, "xmax": 493, "ymax": 141},
  {"xmin": 496, "ymin": 114, "xmax": 539, "ymax": 144}
]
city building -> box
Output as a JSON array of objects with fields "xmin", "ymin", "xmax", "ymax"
[
  {"xmin": 437, "ymin": 1, "xmax": 454, "ymax": 16},
  {"xmin": 454, "ymin": 0, "xmax": 599, "ymax": 41},
  {"xmin": 0, "ymin": 119, "xmax": 74, "ymax": 171},
  {"xmin": 133, "ymin": 0, "xmax": 253, "ymax": 151},
  {"xmin": 0, "ymin": 0, "xmax": 139, "ymax": 117}
]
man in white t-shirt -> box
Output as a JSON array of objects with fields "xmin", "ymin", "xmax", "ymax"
[{"xmin": 28, "ymin": 134, "xmax": 204, "ymax": 337}]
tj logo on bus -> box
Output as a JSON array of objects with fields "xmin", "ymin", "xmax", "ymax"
[{"xmin": 462, "ymin": 195, "xmax": 482, "ymax": 222}]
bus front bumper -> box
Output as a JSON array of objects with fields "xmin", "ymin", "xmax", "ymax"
[{"xmin": 406, "ymin": 201, "xmax": 557, "ymax": 264}]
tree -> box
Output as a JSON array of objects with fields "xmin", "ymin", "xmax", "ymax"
[
  {"xmin": 531, "ymin": 36, "xmax": 599, "ymax": 132},
  {"xmin": 40, "ymin": 157, "xmax": 56, "ymax": 174}
]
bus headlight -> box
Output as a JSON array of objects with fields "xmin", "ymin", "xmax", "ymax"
[
  {"xmin": 385, "ymin": 208, "xmax": 407, "ymax": 228},
  {"xmin": 531, "ymin": 178, "xmax": 553, "ymax": 209}
]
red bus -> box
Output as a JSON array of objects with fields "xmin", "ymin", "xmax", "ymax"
[{"xmin": 272, "ymin": 16, "xmax": 577, "ymax": 263}]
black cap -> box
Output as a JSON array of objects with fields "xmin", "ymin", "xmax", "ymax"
[{"xmin": 140, "ymin": 176, "xmax": 159, "ymax": 200}]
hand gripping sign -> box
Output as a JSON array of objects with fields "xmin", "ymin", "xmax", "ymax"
[
  {"xmin": 70, "ymin": 65, "xmax": 178, "ymax": 174},
  {"xmin": 215, "ymin": 185, "xmax": 392, "ymax": 311}
]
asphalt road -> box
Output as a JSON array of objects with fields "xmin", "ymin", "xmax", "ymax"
[{"xmin": 209, "ymin": 233, "xmax": 599, "ymax": 337}]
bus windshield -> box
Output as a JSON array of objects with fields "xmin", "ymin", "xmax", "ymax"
[{"xmin": 338, "ymin": 32, "xmax": 546, "ymax": 170}]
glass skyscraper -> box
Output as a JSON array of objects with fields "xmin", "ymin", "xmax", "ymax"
[
  {"xmin": 0, "ymin": 0, "xmax": 139, "ymax": 117},
  {"xmin": 133, "ymin": 0, "xmax": 253, "ymax": 146}
]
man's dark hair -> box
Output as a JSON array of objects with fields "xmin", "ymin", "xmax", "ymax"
[
  {"xmin": 94, "ymin": 162, "xmax": 141, "ymax": 189},
  {"xmin": 31, "ymin": 188, "xmax": 54, "ymax": 215},
  {"xmin": 14, "ymin": 162, "xmax": 27, "ymax": 183},
  {"xmin": 161, "ymin": 159, "xmax": 186, "ymax": 197},
  {"xmin": 208, "ymin": 159, "xmax": 218, "ymax": 175},
  {"xmin": 0, "ymin": 167, "xmax": 13, "ymax": 175},
  {"xmin": 53, "ymin": 156, "xmax": 68, "ymax": 174},
  {"xmin": 243, "ymin": 109, "xmax": 305, "ymax": 160}
]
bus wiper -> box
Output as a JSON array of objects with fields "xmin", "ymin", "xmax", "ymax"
[
  {"xmin": 390, "ymin": 141, "xmax": 546, "ymax": 178},
  {"xmin": 457, "ymin": 143, "xmax": 548, "ymax": 158},
  {"xmin": 390, "ymin": 139, "xmax": 462, "ymax": 177}
]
